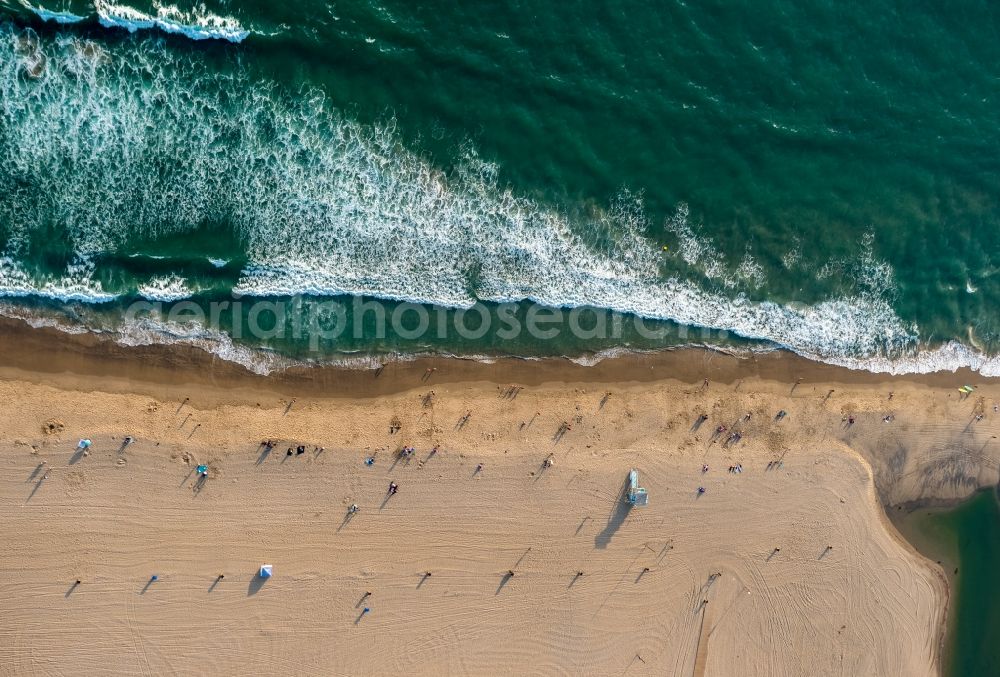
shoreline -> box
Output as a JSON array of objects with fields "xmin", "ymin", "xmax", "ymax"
[
  {"xmin": 7, "ymin": 314, "xmax": 989, "ymax": 509},
  {"xmin": 890, "ymin": 500, "xmax": 963, "ymax": 676},
  {"xmin": 890, "ymin": 486, "xmax": 1000, "ymax": 677},
  {"xmin": 4, "ymin": 315, "xmax": 996, "ymax": 674},
  {"xmin": 0, "ymin": 315, "xmax": 989, "ymax": 404},
  {"xmin": 888, "ymin": 498, "xmax": 960, "ymax": 677}
]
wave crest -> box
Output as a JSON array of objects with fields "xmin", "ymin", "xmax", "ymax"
[
  {"xmin": 17, "ymin": 1, "xmax": 250, "ymax": 42},
  {"xmin": 0, "ymin": 24, "xmax": 926, "ymax": 368},
  {"xmin": 94, "ymin": 1, "xmax": 249, "ymax": 42}
]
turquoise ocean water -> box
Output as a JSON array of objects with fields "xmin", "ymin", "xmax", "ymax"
[{"xmin": 1, "ymin": 0, "xmax": 999, "ymax": 372}]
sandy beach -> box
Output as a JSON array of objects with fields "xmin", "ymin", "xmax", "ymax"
[{"xmin": 3, "ymin": 321, "xmax": 997, "ymax": 675}]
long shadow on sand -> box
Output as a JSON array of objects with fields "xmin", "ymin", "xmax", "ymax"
[
  {"xmin": 495, "ymin": 571, "xmax": 514, "ymax": 595},
  {"xmin": 26, "ymin": 463, "xmax": 45, "ymax": 483},
  {"xmin": 594, "ymin": 477, "xmax": 633, "ymax": 549},
  {"xmin": 26, "ymin": 475, "xmax": 46, "ymax": 502},
  {"xmin": 248, "ymin": 573, "xmax": 269, "ymax": 596},
  {"xmin": 337, "ymin": 510, "xmax": 358, "ymax": 532}
]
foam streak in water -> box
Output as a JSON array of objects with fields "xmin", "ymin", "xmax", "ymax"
[
  {"xmin": 19, "ymin": 1, "xmax": 86, "ymax": 24},
  {"xmin": 137, "ymin": 274, "xmax": 192, "ymax": 301},
  {"xmin": 0, "ymin": 24, "xmax": 941, "ymax": 372},
  {"xmin": 95, "ymin": 1, "xmax": 249, "ymax": 42},
  {"xmin": 0, "ymin": 256, "xmax": 117, "ymax": 302}
]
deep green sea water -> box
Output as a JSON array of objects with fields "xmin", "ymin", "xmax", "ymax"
[
  {"xmin": 901, "ymin": 490, "xmax": 1000, "ymax": 677},
  {"xmin": 0, "ymin": 0, "xmax": 999, "ymax": 371}
]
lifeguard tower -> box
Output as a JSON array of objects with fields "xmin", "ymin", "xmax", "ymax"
[{"xmin": 626, "ymin": 469, "xmax": 648, "ymax": 507}]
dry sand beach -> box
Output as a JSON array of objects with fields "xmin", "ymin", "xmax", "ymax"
[{"xmin": 2, "ymin": 321, "xmax": 998, "ymax": 675}]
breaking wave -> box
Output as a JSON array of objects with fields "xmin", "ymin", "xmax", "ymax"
[
  {"xmin": 0, "ymin": 256, "xmax": 116, "ymax": 302},
  {"xmin": 0, "ymin": 23, "xmax": 992, "ymax": 376},
  {"xmin": 94, "ymin": 1, "xmax": 249, "ymax": 42},
  {"xmin": 137, "ymin": 274, "xmax": 192, "ymax": 301},
  {"xmin": 16, "ymin": 0, "xmax": 250, "ymax": 42}
]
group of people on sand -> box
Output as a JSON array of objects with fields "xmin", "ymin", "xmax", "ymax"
[
  {"xmin": 695, "ymin": 407, "xmax": 799, "ymax": 491},
  {"xmin": 260, "ymin": 440, "xmax": 325, "ymax": 458},
  {"xmin": 287, "ymin": 445, "xmax": 307, "ymax": 457},
  {"xmin": 710, "ymin": 424, "xmax": 747, "ymax": 448},
  {"xmin": 500, "ymin": 384, "xmax": 523, "ymax": 399}
]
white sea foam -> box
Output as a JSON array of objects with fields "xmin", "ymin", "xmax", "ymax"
[
  {"xmin": 94, "ymin": 1, "xmax": 249, "ymax": 42},
  {"xmin": 0, "ymin": 298, "xmax": 292, "ymax": 375},
  {"xmin": 111, "ymin": 319, "xmax": 446, "ymax": 375},
  {"xmin": 19, "ymin": 0, "xmax": 249, "ymax": 41},
  {"xmin": 663, "ymin": 204, "xmax": 729, "ymax": 282},
  {"xmin": 812, "ymin": 341, "xmax": 1000, "ymax": 377},
  {"xmin": 781, "ymin": 240, "xmax": 801, "ymax": 268},
  {"xmin": 736, "ymin": 247, "xmax": 766, "ymax": 288},
  {"xmin": 137, "ymin": 274, "xmax": 192, "ymax": 301},
  {"xmin": 4, "ymin": 291, "xmax": 1000, "ymax": 377},
  {"xmin": 0, "ymin": 301, "xmax": 92, "ymax": 334},
  {"xmin": 0, "ymin": 256, "xmax": 117, "ymax": 302},
  {"xmin": 0, "ymin": 25, "xmax": 993, "ymax": 376},
  {"xmin": 567, "ymin": 346, "xmax": 654, "ymax": 367},
  {"xmin": 115, "ymin": 315, "xmax": 290, "ymax": 375},
  {"xmin": 21, "ymin": 2, "xmax": 86, "ymax": 24},
  {"xmin": 207, "ymin": 257, "xmax": 228, "ymax": 268}
]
